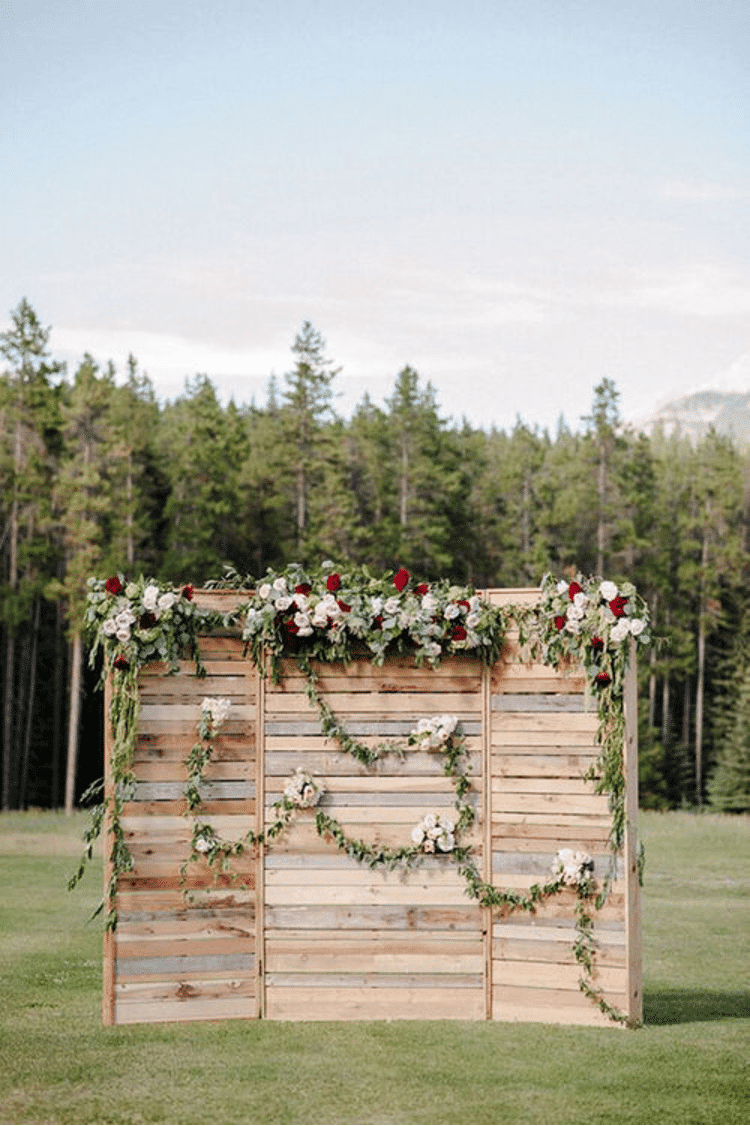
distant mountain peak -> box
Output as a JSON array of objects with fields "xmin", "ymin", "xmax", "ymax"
[{"xmin": 638, "ymin": 388, "xmax": 750, "ymax": 446}]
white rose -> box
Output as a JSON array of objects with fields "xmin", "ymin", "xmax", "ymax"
[
  {"xmin": 565, "ymin": 618, "xmax": 581, "ymax": 634},
  {"xmin": 438, "ymin": 833, "xmax": 455, "ymax": 852},
  {"xmin": 275, "ymin": 595, "xmax": 293, "ymax": 611},
  {"xmin": 466, "ymin": 612, "xmax": 481, "ymax": 629},
  {"xmin": 629, "ymin": 618, "xmax": 646, "ymax": 637},
  {"xmin": 157, "ymin": 591, "xmax": 175, "ymax": 612},
  {"xmin": 610, "ymin": 619, "xmax": 630, "ymax": 643},
  {"xmin": 411, "ymin": 825, "xmax": 424, "ymax": 845},
  {"xmin": 272, "ymin": 577, "xmax": 288, "ymax": 592},
  {"xmin": 568, "ymin": 604, "xmax": 584, "ymax": 621},
  {"xmin": 258, "ymin": 583, "xmax": 272, "ymax": 600},
  {"xmin": 422, "ymin": 813, "xmax": 437, "ymax": 830},
  {"xmin": 115, "ymin": 626, "xmax": 131, "ymax": 643},
  {"xmin": 600, "ymin": 580, "xmax": 618, "ymax": 601},
  {"xmin": 444, "ymin": 603, "xmax": 460, "ymax": 620},
  {"xmin": 421, "ymin": 593, "xmax": 437, "ymax": 613},
  {"xmin": 573, "ymin": 592, "xmax": 589, "ymax": 611},
  {"xmin": 195, "ymin": 837, "xmax": 212, "ymax": 854},
  {"xmin": 102, "ymin": 618, "xmax": 118, "ymax": 636},
  {"xmin": 142, "ymin": 584, "xmax": 160, "ymax": 611},
  {"xmin": 556, "ymin": 579, "xmax": 568, "ymax": 594}
]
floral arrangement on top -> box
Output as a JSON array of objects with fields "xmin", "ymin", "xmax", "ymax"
[
  {"xmin": 238, "ymin": 562, "xmax": 507, "ymax": 679},
  {"xmin": 533, "ymin": 573, "xmax": 651, "ymax": 695},
  {"xmin": 84, "ymin": 574, "xmax": 218, "ymax": 682}
]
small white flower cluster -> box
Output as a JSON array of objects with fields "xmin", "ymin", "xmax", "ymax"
[
  {"xmin": 101, "ymin": 606, "xmax": 137, "ymax": 643},
  {"xmin": 411, "ymin": 812, "xmax": 455, "ymax": 853},
  {"xmin": 411, "ymin": 714, "xmax": 458, "ymax": 750},
  {"xmin": 283, "ymin": 768, "xmax": 325, "ymax": 808},
  {"xmin": 200, "ymin": 697, "xmax": 232, "ymax": 730},
  {"xmin": 552, "ymin": 848, "xmax": 594, "ymax": 888},
  {"xmin": 193, "ymin": 829, "xmax": 217, "ymax": 854}
]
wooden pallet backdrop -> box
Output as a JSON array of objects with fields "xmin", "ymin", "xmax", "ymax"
[{"xmin": 103, "ymin": 588, "xmax": 641, "ymax": 1027}]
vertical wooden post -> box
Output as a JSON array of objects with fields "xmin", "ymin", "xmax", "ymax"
[
  {"xmin": 623, "ymin": 639, "xmax": 643, "ymax": 1025},
  {"xmin": 102, "ymin": 674, "xmax": 116, "ymax": 1026},
  {"xmin": 482, "ymin": 658, "xmax": 493, "ymax": 1020},
  {"xmin": 255, "ymin": 662, "xmax": 266, "ymax": 1020}
]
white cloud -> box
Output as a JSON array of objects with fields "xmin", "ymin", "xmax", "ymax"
[
  {"xmin": 659, "ymin": 180, "xmax": 749, "ymax": 203},
  {"xmin": 598, "ymin": 265, "xmax": 750, "ymax": 318}
]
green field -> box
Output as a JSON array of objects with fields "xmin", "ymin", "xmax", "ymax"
[{"xmin": 0, "ymin": 810, "xmax": 747, "ymax": 1125}]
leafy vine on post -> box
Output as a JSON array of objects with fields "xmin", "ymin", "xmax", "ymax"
[{"xmin": 70, "ymin": 575, "xmax": 222, "ymax": 927}]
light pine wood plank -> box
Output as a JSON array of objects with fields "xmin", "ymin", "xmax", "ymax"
[
  {"xmin": 115, "ymin": 998, "xmax": 256, "ymax": 1024},
  {"xmin": 492, "ymin": 991, "xmax": 624, "ymax": 1028},
  {"xmin": 265, "ymin": 952, "xmax": 484, "ymax": 974},
  {"xmin": 265, "ymin": 986, "xmax": 485, "ymax": 1021}
]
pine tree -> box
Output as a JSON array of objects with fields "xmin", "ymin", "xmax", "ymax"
[
  {"xmin": 160, "ymin": 375, "xmax": 239, "ymax": 583},
  {"xmin": 384, "ymin": 366, "xmax": 468, "ymax": 579},
  {"xmin": 709, "ymin": 667, "xmax": 750, "ymax": 812},
  {"xmin": 0, "ymin": 299, "xmax": 63, "ymax": 809},
  {"xmin": 106, "ymin": 355, "xmax": 166, "ymax": 573},
  {"xmin": 50, "ymin": 353, "xmax": 115, "ymax": 812}
]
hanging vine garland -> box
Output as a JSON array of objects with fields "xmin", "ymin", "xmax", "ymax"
[
  {"xmin": 74, "ymin": 563, "xmax": 649, "ymax": 1021},
  {"xmin": 70, "ymin": 576, "xmax": 225, "ymax": 926}
]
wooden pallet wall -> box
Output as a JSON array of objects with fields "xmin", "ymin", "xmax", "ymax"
[
  {"xmin": 263, "ymin": 656, "xmax": 486, "ymax": 1021},
  {"xmin": 102, "ymin": 588, "xmax": 641, "ymax": 1027},
  {"xmin": 105, "ymin": 625, "xmax": 260, "ymax": 1025}
]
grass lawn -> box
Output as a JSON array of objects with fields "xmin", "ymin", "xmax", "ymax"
[{"xmin": 0, "ymin": 809, "xmax": 747, "ymax": 1125}]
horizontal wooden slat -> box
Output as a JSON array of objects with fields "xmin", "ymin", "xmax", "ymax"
[
  {"xmin": 491, "ymin": 793, "xmax": 609, "ymax": 815},
  {"xmin": 265, "ymin": 720, "xmax": 483, "ymax": 736},
  {"xmin": 265, "ymin": 986, "xmax": 485, "ymax": 1021},
  {"xmin": 115, "ymin": 998, "xmax": 256, "ymax": 1024},
  {"xmin": 264, "ymin": 749, "xmax": 481, "ymax": 776},
  {"xmin": 133, "ymin": 781, "xmax": 255, "ymax": 801},
  {"xmin": 263, "ymin": 905, "xmax": 482, "ymax": 930},
  {"xmin": 492, "ymin": 987, "xmax": 626, "ymax": 1028},
  {"xmin": 265, "ymin": 972, "xmax": 483, "ymax": 988},
  {"xmin": 492, "ymin": 694, "xmax": 590, "ymax": 713},
  {"xmin": 266, "ymin": 692, "xmax": 481, "ymax": 715},
  {"xmin": 493, "ymin": 959, "xmax": 626, "ymax": 993},
  {"xmin": 116, "ymin": 953, "xmax": 254, "ymax": 977}
]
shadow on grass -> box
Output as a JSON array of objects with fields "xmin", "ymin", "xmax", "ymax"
[{"xmin": 644, "ymin": 987, "xmax": 750, "ymax": 1025}]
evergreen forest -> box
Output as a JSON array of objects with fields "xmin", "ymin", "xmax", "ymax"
[{"xmin": 2, "ymin": 299, "xmax": 749, "ymax": 814}]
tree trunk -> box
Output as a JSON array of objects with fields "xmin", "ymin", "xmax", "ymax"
[
  {"xmin": 695, "ymin": 529, "xmax": 710, "ymax": 805},
  {"xmin": 2, "ymin": 631, "xmax": 16, "ymax": 810},
  {"xmin": 296, "ymin": 464, "xmax": 306, "ymax": 545},
  {"xmin": 51, "ymin": 598, "xmax": 66, "ymax": 808},
  {"xmin": 681, "ymin": 677, "xmax": 692, "ymax": 802},
  {"xmin": 596, "ymin": 444, "xmax": 606, "ymax": 575},
  {"xmin": 399, "ymin": 431, "xmax": 409, "ymax": 527},
  {"xmin": 695, "ymin": 613, "xmax": 707, "ymax": 805},
  {"xmin": 648, "ymin": 594, "xmax": 658, "ymax": 729},
  {"xmin": 64, "ymin": 632, "xmax": 83, "ymax": 815},
  {"xmin": 661, "ymin": 673, "xmax": 670, "ymax": 747},
  {"xmin": 126, "ymin": 449, "xmax": 134, "ymax": 567},
  {"xmin": 19, "ymin": 598, "xmax": 40, "ymax": 808}
]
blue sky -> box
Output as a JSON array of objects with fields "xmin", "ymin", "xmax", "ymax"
[{"xmin": 1, "ymin": 0, "xmax": 749, "ymax": 431}]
